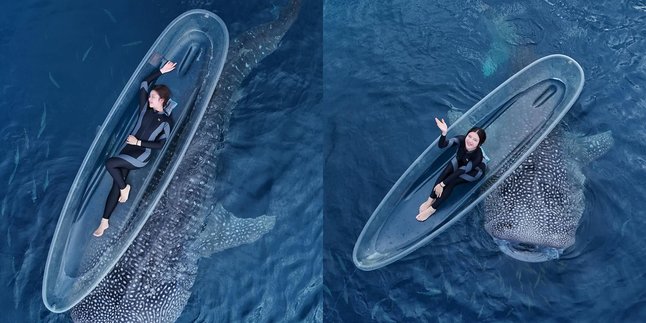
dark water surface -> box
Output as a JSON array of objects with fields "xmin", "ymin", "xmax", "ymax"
[
  {"xmin": 324, "ymin": 0, "xmax": 646, "ymax": 321},
  {"xmin": 0, "ymin": 0, "xmax": 321, "ymax": 321}
]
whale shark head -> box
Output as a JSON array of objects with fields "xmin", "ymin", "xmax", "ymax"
[{"xmin": 483, "ymin": 127, "xmax": 613, "ymax": 262}]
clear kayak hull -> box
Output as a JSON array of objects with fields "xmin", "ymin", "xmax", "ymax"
[
  {"xmin": 353, "ymin": 54, "xmax": 584, "ymax": 271},
  {"xmin": 43, "ymin": 10, "xmax": 228, "ymax": 312}
]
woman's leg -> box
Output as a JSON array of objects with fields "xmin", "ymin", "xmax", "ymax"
[
  {"xmin": 102, "ymin": 166, "xmax": 132, "ymax": 220},
  {"xmin": 94, "ymin": 158, "xmax": 137, "ymax": 237},
  {"xmin": 106, "ymin": 156, "xmax": 137, "ymax": 202},
  {"xmin": 430, "ymin": 178, "xmax": 467, "ymax": 210},
  {"xmin": 417, "ymin": 178, "xmax": 468, "ymax": 222},
  {"xmin": 430, "ymin": 162, "xmax": 455, "ymax": 199},
  {"xmin": 105, "ymin": 157, "xmax": 130, "ymax": 189},
  {"xmin": 420, "ymin": 162, "xmax": 455, "ymax": 213}
]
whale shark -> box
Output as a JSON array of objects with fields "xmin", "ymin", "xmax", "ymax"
[
  {"xmin": 70, "ymin": 1, "xmax": 302, "ymax": 322},
  {"xmin": 483, "ymin": 126, "xmax": 613, "ymax": 262},
  {"xmin": 446, "ymin": 105, "xmax": 613, "ymax": 263}
]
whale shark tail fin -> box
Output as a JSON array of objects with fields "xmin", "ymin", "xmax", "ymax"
[
  {"xmin": 567, "ymin": 130, "xmax": 614, "ymax": 165},
  {"xmin": 190, "ymin": 203, "xmax": 276, "ymax": 257}
]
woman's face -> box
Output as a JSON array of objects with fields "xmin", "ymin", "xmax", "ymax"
[
  {"xmin": 465, "ymin": 131, "xmax": 480, "ymax": 151},
  {"xmin": 148, "ymin": 90, "xmax": 165, "ymax": 111}
]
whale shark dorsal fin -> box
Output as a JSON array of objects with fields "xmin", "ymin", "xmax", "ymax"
[
  {"xmin": 191, "ymin": 203, "xmax": 276, "ymax": 257},
  {"xmin": 567, "ymin": 130, "xmax": 614, "ymax": 164}
]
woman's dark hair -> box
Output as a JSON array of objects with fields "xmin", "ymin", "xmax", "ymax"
[
  {"xmin": 467, "ymin": 127, "xmax": 486, "ymax": 146},
  {"xmin": 151, "ymin": 84, "xmax": 171, "ymax": 106}
]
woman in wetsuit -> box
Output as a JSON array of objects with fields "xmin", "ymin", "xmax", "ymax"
[
  {"xmin": 93, "ymin": 61, "xmax": 177, "ymax": 237},
  {"xmin": 416, "ymin": 117, "xmax": 487, "ymax": 222}
]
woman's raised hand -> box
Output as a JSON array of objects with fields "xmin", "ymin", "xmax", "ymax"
[
  {"xmin": 160, "ymin": 61, "xmax": 177, "ymax": 74},
  {"xmin": 435, "ymin": 117, "xmax": 448, "ymax": 135}
]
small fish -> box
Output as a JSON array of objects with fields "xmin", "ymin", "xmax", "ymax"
[
  {"xmin": 634, "ymin": 5, "xmax": 646, "ymax": 11},
  {"xmin": 336, "ymin": 254, "xmax": 347, "ymax": 274},
  {"xmin": 8, "ymin": 146, "xmax": 19, "ymax": 185},
  {"xmin": 48, "ymin": 72, "xmax": 60, "ymax": 89},
  {"xmin": 14, "ymin": 146, "xmax": 19, "ymax": 165},
  {"xmin": 416, "ymin": 288, "xmax": 442, "ymax": 297},
  {"xmin": 23, "ymin": 128, "xmax": 29, "ymax": 150},
  {"xmin": 104, "ymin": 35, "xmax": 111, "ymax": 49},
  {"xmin": 102, "ymin": 8, "xmax": 117, "ymax": 23},
  {"xmin": 322, "ymin": 284, "xmax": 333, "ymax": 298},
  {"xmin": 45, "ymin": 142, "xmax": 50, "ymax": 159},
  {"xmin": 82, "ymin": 45, "xmax": 93, "ymax": 62},
  {"xmin": 443, "ymin": 278, "xmax": 454, "ymax": 299},
  {"xmin": 526, "ymin": 295, "xmax": 534, "ymax": 311},
  {"xmin": 621, "ymin": 219, "xmax": 630, "ymax": 237},
  {"xmin": 31, "ymin": 176, "xmax": 37, "ymax": 203},
  {"xmin": 38, "ymin": 103, "xmax": 46, "ymax": 139},
  {"xmin": 121, "ymin": 41, "xmax": 143, "ymax": 47},
  {"xmin": 44, "ymin": 169, "xmax": 50, "ymax": 191},
  {"xmin": 1, "ymin": 197, "xmax": 6, "ymax": 217}
]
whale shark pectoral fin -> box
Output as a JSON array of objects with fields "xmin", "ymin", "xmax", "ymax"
[
  {"xmin": 569, "ymin": 131, "xmax": 614, "ymax": 164},
  {"xmin": 192, "ymin": 203, "xmax": 276, "ymax": 257}
]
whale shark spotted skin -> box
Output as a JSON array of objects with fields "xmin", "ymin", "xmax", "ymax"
[
  {"xmin": 483, "ymin": 126, "xmax": 613, "ymax": 262},
  {"xmin": 70, "ymin": 1, "xmax": 302, "ymax": 322}
]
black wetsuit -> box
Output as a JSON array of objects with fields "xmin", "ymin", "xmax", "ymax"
[
  {"xmin": 430, "ymin": 134, "xmax": 486, "ymax": 209},
  {"xmin": 102, "ymin": 69, "xmax": 173, "ymax": 219}
]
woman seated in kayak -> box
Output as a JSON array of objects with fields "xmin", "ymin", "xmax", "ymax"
[
  {"xmin": 94, "ymin": 61, "xmax": 177, "ymax": 237},
  {"xmin": 416, "ymin": 117, "xmax": 487, "ymax": 222}
]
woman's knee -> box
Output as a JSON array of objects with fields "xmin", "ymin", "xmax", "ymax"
[{"xmin": 105, "ymin": 157, "xmax": 119, "ymax": 170}]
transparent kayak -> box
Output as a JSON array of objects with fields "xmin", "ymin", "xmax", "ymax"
[
  {"xmin": 353, "ymin": 54, "xmax": 584, "ymax": 271},
  {"xmin": 43, "ymin": 10, "xmax": 228, "ymax": 312}
]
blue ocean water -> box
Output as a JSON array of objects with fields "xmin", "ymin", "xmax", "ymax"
[
  {"xmin": 324, "ymin": 0, "xmax": 646, "ymax": 322},
  {"xmin": 0, "ymin": 0, "xmax": 321, "ymax": 322}
]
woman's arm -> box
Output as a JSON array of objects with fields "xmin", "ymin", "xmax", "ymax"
[
  {"xmin": 137, "ymin": 121, "xmax": 171, "ymax": 149},
  {"xmin": 458, "ymin": 162, "xmax": 486, "ymax": 182},
  {"xmin": 138, "ymin": 138, "xmax": 165, "ymax": 149},
  {"xmin": 137, "ymin": 61, "xmax": 177, "ymax": 109},
  {"xmin": 138, "ymin": 69, "xmax": 164, "ymax": 109},
  {"xmin": 443, "ymin": 151, "xmax": 485, "ymax": 184}
]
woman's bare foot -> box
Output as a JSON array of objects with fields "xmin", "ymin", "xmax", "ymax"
[
  {"xmin": 93, "ymin": 219, "xmax": 110, "ymax": 237},
  {"xmin": 119, "ymin": 184, "xmax": 131, "ymax": 203},
  {"xmin": 419, "ymin": 197, "xmax": 435, "ymax": 213},
  {"xmin": 416, "ymin": 206, "xmax": 436, "ymax": 222}
]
